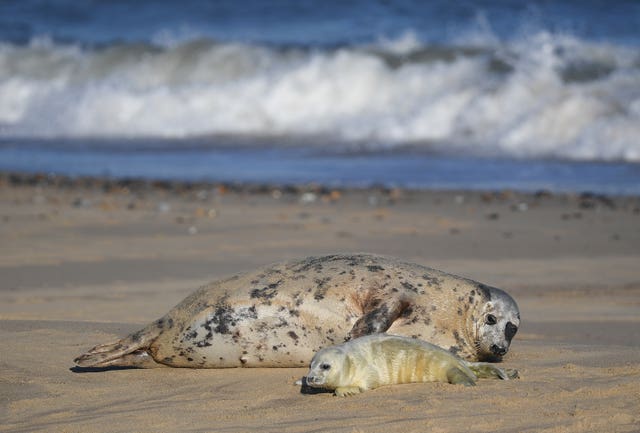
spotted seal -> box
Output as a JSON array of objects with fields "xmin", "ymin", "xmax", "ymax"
[
  {"xmin": 302, "ymin": 334, "xmax": 518, "ymax": 396},
  {"xmin": 74, "ymin": 254, "xmax": 520, "ymax": 368}
]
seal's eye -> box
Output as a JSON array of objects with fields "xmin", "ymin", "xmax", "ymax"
[
  {"xmin": 320, "ymin": 363, "xmax": 331, "ymax": 371},
  {"xmin": 485, "ymin": 314, "xmax": 497, "ymax": 325}
]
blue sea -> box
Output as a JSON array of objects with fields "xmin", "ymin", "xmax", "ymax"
[{"xmin": 1, "ymin": 0, "xmax": 639, "ymax": 194}]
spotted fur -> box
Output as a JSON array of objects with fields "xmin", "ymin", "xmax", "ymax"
[{"xmin": 74, "ymin": 254, "xmax": 520, "ymax": 368}]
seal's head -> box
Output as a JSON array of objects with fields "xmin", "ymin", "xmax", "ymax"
[
  {"xmin": 474, "ymin": 287, "xmax": 520, "ymax": 361},
  {"xmin": 305, "ymin": 347, "xmax": 351, "ymax": 390}
]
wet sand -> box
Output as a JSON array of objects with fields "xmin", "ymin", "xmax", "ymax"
[{"xmin": 1, "ymin": 174, "xmax": 639, "ymax": 432}]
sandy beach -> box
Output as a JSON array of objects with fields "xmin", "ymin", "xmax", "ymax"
[{"xmin": 1, "ymin": 174, "xmax": 639, "ymax": 433}]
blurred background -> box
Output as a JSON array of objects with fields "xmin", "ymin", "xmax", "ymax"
[{"xmin": 0, "ymin": 0, "xmax": 639, "ymax": 193}]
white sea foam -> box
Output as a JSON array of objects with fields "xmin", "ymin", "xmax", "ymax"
[{"xmin": 0, "ymin": 33, "xmax": 638, "ymax": 162}]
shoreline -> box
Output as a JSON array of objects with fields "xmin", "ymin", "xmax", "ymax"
[{"xmin": 4, "ymin": 170, "xmax": 640, "ymax": 200}]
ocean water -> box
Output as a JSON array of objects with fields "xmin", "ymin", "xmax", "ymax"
[{"xmin": 0, "ymin": 0, "xmax": 639, "ymax": 193}]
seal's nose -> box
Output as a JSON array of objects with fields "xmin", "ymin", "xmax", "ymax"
[{"xmin": 490, "ymin": 344, "xmax": 507, "ymax": 356}]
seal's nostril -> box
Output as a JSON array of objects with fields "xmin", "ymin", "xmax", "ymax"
[{"xmin": 490, "ymin": 344, "xmax": 507, "ymax": 356}]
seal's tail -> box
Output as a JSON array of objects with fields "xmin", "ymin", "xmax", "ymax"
[
  {"xmin": 74, "ymin": 323, "xmax": 164, "ymax": 368},
  {"xmin": 466, "ymin": 362, "xmax": 519, "ymax": 380}
]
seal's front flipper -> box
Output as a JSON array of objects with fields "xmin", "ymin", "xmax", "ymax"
[
  {"xmin": 466, "ymin": 362, "xmax": 519, "ymax": 380},
  {"xmin": 446, "ymin": 367, "xmax": 477, "ymax": 386},
  {"xmin": 348, "ymin": 297, "xmax": 409, "ymax": 339},
  {"xmin": 334, "ymin": 386, "xmax": 363, "ymax": 397}
]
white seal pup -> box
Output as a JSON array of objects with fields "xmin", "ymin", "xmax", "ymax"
[
  {"xmin": 303, "ymin": 334, "xmax": 518, "ymax": 396},
  {"xmin": 74, "ymin": 254, "xmax": 520, "ymax": 369}
]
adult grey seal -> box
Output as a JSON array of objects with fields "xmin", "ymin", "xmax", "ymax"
[
  {"xmin": 303, "ymin": 334, "xmax": 518, "ymax": 396},
  {"xmin": 74, "ymin": 254, "xmax": 520, "ymax": 368}
]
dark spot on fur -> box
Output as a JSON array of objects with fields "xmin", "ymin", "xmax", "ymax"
[
  {"xmin": 250, "ymin": 280, "xmax": 282, "ymax": 303},
  {"xmin": 187, "ymin": 357, "xmax": 194, "ymax": 362},
  {"xmin": 452, "ymin": 330, "xmax": 466, "ymax": 348},
  {"xmin": 401, "ymin": 281, "xmax": 418, "ymax": 293},
  {"xmin": 505, "ymin": 322, "xmax": 518, "ymax": 342},
  {"xmin": 422, "ymin": 274, "xmax": 443, "ymax": 287},
  {"xmin": 367, "ymin": 265, "xmax": 385, "ymax": 272},
  {"xmin": 401, "ymin": 306, "xmax": 414, "ymax": 317},
  {"xmin": 449, "ymin": 346, "xmax": 461, "ymax": 355},
  {"xmin": 457, "ymin": 308, "xmax": 463, "ymax": 315},
  {"xmin": 163, "ymin": 357, "xmax": 173, "ymax": 363},
  {"xmin": 314, "ymin": 277, "xmax": 331, "ymax": 301},
  {"xmin": 288, "ymin": 331, "xmax": 299, "ymax": 340},
  {"xmin": 476, "ymin": 284, "xmax": 492, "ymax": 301},
  {"xmin": 208, "ymin": 303, "xmax": 235, "ymax": 334}
]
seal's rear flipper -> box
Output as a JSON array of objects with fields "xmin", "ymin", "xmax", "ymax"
[
  {"xmin": 74, "ymin": 323, "xmax": 163, "ymax": 368},
  {"xmin": 76, "ymin": 349, "xmax": 165, "ymax": 368}
]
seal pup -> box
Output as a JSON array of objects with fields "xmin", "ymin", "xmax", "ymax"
[
  {"xmin": 303, "ymin": 334, "xmax": 518, "ymax": 396},
  {"xmin": 74, "ymin": 254, "xmax": 520, "ymax": 369}
]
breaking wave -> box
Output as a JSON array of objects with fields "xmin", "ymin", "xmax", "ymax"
[{"xmin": 1, "ymin": 31, "xmax": 639, "ymax": 162}]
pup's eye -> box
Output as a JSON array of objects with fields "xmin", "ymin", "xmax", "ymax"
[
  {"xmin": 320, "ymin": 363, "xmax": 331, "ymax": 371},
  {"xmin": 485, "ymin": 314, "xmax": 497, "ymax": 325}
]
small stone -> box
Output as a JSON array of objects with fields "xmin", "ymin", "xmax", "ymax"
[
  {"xmin": 511, "ymin": 202, "xmax": 528, "ymax": 212},
  {"xmin": 300, "ymin": 192, "xmax": 317, "ymax": 204},
  {"xmin": 157, "ymin": 202, "xmax": 171, "ymax": 213},
  {"xmin": 188, "ymin": 226, "xmax": 198, "ymax": 235},
  {"xmin": 196, "ymin": 190, "xmax": 208, "ymax": 201},
  {"xmin": 72, "ymin": 197, "xmax": 91, "ymax": 208}
]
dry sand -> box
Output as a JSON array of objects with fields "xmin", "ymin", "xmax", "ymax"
[{"xmin": 1, "ymin": 175, "xmax": 639, "ymax": 433}]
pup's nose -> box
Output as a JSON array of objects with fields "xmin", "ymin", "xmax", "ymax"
[{"xmin": 490, "ymin": 344, "xmax": 507, "ymax": 356}]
